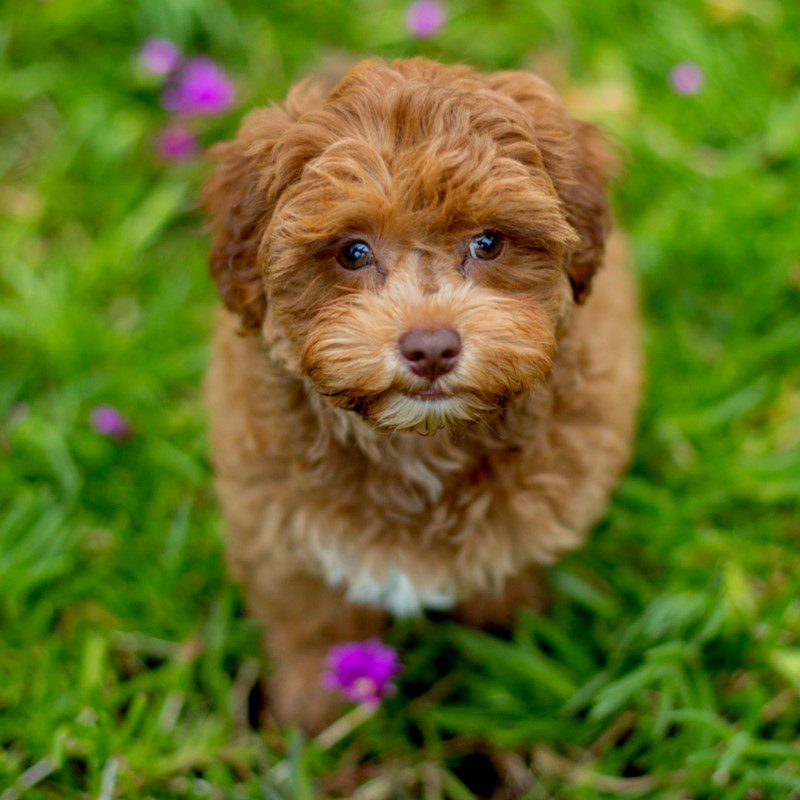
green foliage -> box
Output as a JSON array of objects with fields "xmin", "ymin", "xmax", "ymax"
[{"xmin": 1, "ymin": 0, "xmax": 799, "ymax": 797}]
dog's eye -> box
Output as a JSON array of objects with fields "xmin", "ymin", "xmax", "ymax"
[
  {"xmin": 468, "ymin": 231, "xmax": 504, "ymax": 261},
  {"xmin": 337, "ymin": 240, "xmax": 373, "ymax": 270}
]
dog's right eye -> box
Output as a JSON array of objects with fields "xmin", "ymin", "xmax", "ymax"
[{"xmin": 337, "ymin": 240, "xmax": 373, "ymax": 270}]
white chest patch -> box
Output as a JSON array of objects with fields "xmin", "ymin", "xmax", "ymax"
[{"xmin": 314, "ymin": 544, "xmax": 456, "ymax": 617}]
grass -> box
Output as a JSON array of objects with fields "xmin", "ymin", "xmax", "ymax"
[{"xmin": 1, "ymin": 0, "xmax": 800, "ymax": 797}]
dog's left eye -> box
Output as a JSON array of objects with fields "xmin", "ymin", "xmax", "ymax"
[
  {"xmin": 468, "ymin": 231, "xmax": 504, "ymax": 261},
  {"xmin": 337, "ymin": 240, "xmax": 374, "ymax": 270}
]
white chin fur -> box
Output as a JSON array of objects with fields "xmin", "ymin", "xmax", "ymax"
[{"xmin": 374, "ymin": 393, "xmax": 472, "ymax": 434}]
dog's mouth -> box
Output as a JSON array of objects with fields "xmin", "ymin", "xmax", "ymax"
[
  {"xmin": 316, "ymin": 380, "xmax": 511, "ymax": 435},
  {"xmin": 403, "ymin": 389, "xmax": 451, "ymax": 402}
]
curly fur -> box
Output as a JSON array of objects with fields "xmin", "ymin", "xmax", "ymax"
[{"xmin": 202, "ymin": 57, "xmax": 641, "ymax": 731}]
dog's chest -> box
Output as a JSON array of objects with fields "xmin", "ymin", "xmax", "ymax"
[
  {"xmin": 307, "ymin": 423, "xmax": 482, "ymax": 615},
  {"xmin": 314, "ymin": 542, "xmax": 456, "ymax": 617}
]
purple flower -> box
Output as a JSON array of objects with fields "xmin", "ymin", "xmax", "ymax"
[
  {"xmin": 139, "ymin": 37, "xmax": 182, "ymax": 76},
  {"xmin": 322, "ymin": 639, "xmax": 401, "ymax": 706},
  {"xmin": 156, "ymin": 125, "xmax": 198, "ymax": 161},
  {"xmin": 406, "ymin": 0, "xmax": 446, "ymax": 38},
  {"xmin": 162, "ymin": 57, "xmax": 235, "ymax": 117},
  {"xmin": 90, "ymin": 405, "xmax": 131, "ymax": 439},
  {"xmin": 670, "ymin": 62, "xmax": 704, "ymax": 95}
]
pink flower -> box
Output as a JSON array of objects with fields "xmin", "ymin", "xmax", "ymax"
[
  {"xmin": 406, "ymin": 0, "xmax": 446, "ymax": 38},
  {"xmin": 670, "ymin": 62, "xmax": 704, "ymax": 95},
  {"xmin": 162, "ymin": 57, "xmax": 235, "ymax": 117},
  {"xmin": 90, "ymin": 405, "xmax": 131, "ymax": 439},
  {"xmin": 322, "ymin": 639, "xmax": 401, "ymax": 706},
  {"xmin": 156, "ymin": 125, "xmax": 198, "ymax": 161},
  {"xmin": 139, "ymin": 37, "xmax": 182, "ymax": 76}
]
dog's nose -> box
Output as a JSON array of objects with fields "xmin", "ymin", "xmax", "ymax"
[{"xmin": 399, "ymin": 328, "xmax": 462, "ymax": 381}]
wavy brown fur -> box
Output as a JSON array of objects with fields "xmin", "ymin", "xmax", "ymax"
[{"xmin": 202, "ymin": 57, "xmax": 641, "ymax": 731}]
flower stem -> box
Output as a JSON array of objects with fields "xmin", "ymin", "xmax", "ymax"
[{"xmin": 315, "ymin": 703, "xmax": 377, "ymax": 750}]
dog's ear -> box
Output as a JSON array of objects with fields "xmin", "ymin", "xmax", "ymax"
[
  {"xmin": 201, "ymin": 83, "xmax": 326, "ymax": 329},
  {"xmin": 487, "ymin": 73, "xmax": 616, "ymax": 303},
  {"xmin": 559, "ymin": 119, "xmax": 615, "ymax": 303}
]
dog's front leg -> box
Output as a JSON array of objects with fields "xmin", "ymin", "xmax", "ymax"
[{"xmin": 249, "ymin": 570, "xmax": 389, "ymax": 732}]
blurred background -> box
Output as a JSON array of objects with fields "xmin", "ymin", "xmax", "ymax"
[{"xmin": 1, "ymin": 1, "xmax": 799, "ymax": 798}]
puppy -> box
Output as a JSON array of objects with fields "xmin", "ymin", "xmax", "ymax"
[{"xmin": 202, "ymin": 57, "xmax": 641, "ymax": 732}]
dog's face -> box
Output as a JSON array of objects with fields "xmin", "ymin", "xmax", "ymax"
[{"xmin": 203, "ymin": 59, "xmax": 612, "ymax": 433}]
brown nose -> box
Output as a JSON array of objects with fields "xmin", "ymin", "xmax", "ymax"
[{"xmin": 399, "ymin": 328, "xmax": 462, "ymax": 381}]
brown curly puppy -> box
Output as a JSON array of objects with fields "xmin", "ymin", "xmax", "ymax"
[{"xmin": 202, "ymin": 57, "xmax": 641, "ymax": 732}]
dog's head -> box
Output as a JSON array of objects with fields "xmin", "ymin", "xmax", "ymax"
[{"xmin": 203, "ymin": 58, "xmax": 613, "ymax": 433}]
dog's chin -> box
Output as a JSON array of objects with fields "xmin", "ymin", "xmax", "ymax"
[
  {"xmin": 356, "ymin": 389, "xmax": 504, "ymax": 436},
  {"xmin": 312, "ymin": 377, "xmax": 519, "ymax": 435}
]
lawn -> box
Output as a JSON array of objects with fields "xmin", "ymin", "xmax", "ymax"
[{"xmin": 1, "ymin": 1, "xmax": 800, "ymax": 798}]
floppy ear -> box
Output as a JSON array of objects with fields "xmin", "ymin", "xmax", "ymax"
[
  {"xmin": 201, "ymin": 82, "xmax": 327, "ymax": 329},
  {"xmin": 487, "ymin": 73, "xmax": 615, "ymax": 303},
  {"xmin": 561, "ymin": 119, "xmax": 615, "ymax": 303}
]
